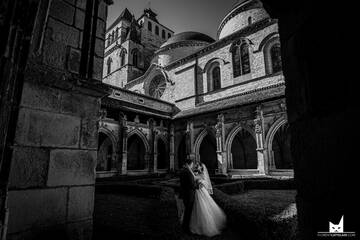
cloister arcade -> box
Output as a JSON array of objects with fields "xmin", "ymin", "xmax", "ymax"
[{"xmin": 97, "ymin": 100, "xmax": 293, "ymax": 178}]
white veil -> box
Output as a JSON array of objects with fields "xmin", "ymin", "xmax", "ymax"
[{"xmin": 201, "ymin": 163, "xmax": 213, "ymax": 194}]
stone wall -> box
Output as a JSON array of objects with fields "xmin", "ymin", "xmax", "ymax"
[{"xmin": 5, "ymin": 0, "xmax": 109, "ymax": 239}]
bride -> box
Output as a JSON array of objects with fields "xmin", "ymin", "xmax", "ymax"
[{"xmin": 189, "ymin": 162, "xmax": 227, "ymax": 237}]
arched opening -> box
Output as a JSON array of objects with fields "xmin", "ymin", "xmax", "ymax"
[
  {"xmin": 120, "ymin": 49, "xmax": 126, "ymax": 67},
  {"xmin": 270, "ymin": 43, "xmax": 282, "ymax": 73},
  {"xmin": 263, "ymin": 38, "xmax": 282, "ymax": 75},
  {"xmin": 132, "ymin": 49, "xmax": 139, "ymax": 67},
  {"xmin": 97, "ymin": 132, "xmax": 115, "ymax": 171},
  {"xmin": 212, "ymin": 66, "xmax": 221, "ymax": 91},
  {"xmin": 157, "ymin": 138, "xmax": 168, "ymax": 169},
  {"xmin": 177, "ymin": 136, "xmax": 186, "ymax": 169},
  {"xmin": 272, "ymin": 123, "xmax": 293, "ymax": 169},
  {"xmin": 230, "ymin": 129, "xmax": 257, "ymax": 169},
  {"xmin": 206, "ymin": 62, "xmax": 221, "ymax": 92},
  {"xmin": 231, "ymin": 40, "xmax": 251, "ymax": 77},
  {"xmin": 199, "ymin": 134, "xmax": 217, "ymax": 173},
  {"xmin": 155, "ymin": 25, "xmax": 159, "ymax": 35},
  {"xmin": 106, "ymin": 57, "xmax": 112, "ymax": 75},
  {"xmin": 127, "ymin": 134, "xmax": 146, "ymax": 170}
]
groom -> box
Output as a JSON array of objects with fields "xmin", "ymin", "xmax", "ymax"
[{"xmin": 179, "ymin": 157, "xmax": 197, "ymax": 233}]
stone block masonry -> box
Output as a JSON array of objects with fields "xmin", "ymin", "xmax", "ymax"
[{"xmin": 5, "ymin": 0, "xmax": 111, "ymax": 239}]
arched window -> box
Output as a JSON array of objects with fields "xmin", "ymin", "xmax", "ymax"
[
  {"xmin": 264, "ymin": 38, "xmax": 282, "ymax": 74},
  {"xmin": 248, "ymin": 16, "xmax": 252, "ymax": 25},
  {"xmin": 149, "ymin": 75, "xmax": 166, "ymax": 99},
  {"xmin": 115, "ymin": 28, "xmax": 119, "ymax": 39},
  {"xmin": 212, "ymin": 66, "xmax": 221, "ymax": 91},
  {"xmin": 232, "ymin": 40, "xmax": 251, "ymax": 77},
  {"xmin": 207, "ymin": 62, "xmax": 221, "ymax": 92},
  {"xmin": 111, "ymin": 31, "xmax": 115, "ymax": 42},
  {"xmin": 107, "ymin": 57, "xmax": 112, "ymax": 75},
  {"xmin": 162, "ymin": 30, "xmax": 165, "ymax": 39},
  {"xmin": 132, "ymin": 49, "xmax": 139, "ymax": 67},
  {"xmin": 120, "ymin": 49, "xmax": 126, "ymax": 67},
  {"xmin": 168, "ymin": 33, "xmax": 171, "ymax": 39},
  {"xmin": 270, "ymin": 43, "xmax": 282, "ymax": 73},
  {"xmin": 148, "ymin": 22, "xmax": 152, "ymax": 31},
  {"xmin": 155, "ymin": 26, "xmax": 159, "ymax": 35}
]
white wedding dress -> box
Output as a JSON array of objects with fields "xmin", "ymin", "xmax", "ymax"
[{"xmin": 189, "ymin": 164, "xmax": 227, "ymax": 237}]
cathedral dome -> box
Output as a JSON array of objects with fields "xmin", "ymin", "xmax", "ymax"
[
  {"xmin": 160, "ymin": 31, "xmax": 215, "ymax": 48},
  {"xmin": 153, "ymin": 31, "xmax": 215, "ymax": 66},
  {"xmin": 217, "ymin": 0, "xmax": 269, "ymax": 39}
]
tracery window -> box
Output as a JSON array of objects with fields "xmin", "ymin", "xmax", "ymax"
[
  {"xmin": 232, "ymin": 41, "xmax": 251, "ymax": 77},
  {"xmin": 149, "ymin": 75, "xmax": 166, "ymax": 99}
]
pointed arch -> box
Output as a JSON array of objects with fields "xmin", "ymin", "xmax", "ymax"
[
  {"xmin": 225, "ymin": 124, "xmax": 257, "ymax": 169},
  {"xmin": 127, "ymin": 129, "xmax": 150, "ymax": 153},
  {"xmin": 194, "ymin": 128, "xmax": 217, "ymax": 171},
  {"xmin": 97, "ymin": 127, "xmax": 118, "ymax": 172},
  {"xmin": 265, "ymin": 116, "xmax": 292, "ymax": 170},
  {"xmin": 155, "ymin": 134, "xmax": 169, "ymax": 170}
]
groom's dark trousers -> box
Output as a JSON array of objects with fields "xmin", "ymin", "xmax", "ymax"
[{"xmin": 179, "ymin": 166, "xmax": 196, "ymax": 233}]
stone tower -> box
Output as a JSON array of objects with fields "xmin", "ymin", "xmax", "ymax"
[{"xmin": 103, "ymin": 8, "xmax": 174, "ymax": 88}]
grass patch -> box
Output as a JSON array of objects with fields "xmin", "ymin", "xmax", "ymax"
[{"xmin": 213, "ymin": 189, "xmax": 298, "ymax": 240}]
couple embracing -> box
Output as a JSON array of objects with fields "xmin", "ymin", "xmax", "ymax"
[{"xmin": 179, "ymin": 158, "xmax": 227, "ymax": 237}]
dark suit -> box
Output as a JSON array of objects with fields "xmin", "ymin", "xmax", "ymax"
[{"xmin": 179, "ymin": 165, "xmax": 196, "ymax": 233}]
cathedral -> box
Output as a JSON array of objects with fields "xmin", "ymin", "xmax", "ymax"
[{"xmin": 97, "ymin": 0, "xmax": 292, "ymax": 178}]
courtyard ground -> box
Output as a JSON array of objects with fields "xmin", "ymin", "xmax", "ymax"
[{"xmin": 93, "ymin": 177, "xmax": 297, "ymax": 240}]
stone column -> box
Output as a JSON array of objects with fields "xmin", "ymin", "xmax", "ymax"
[
  {"xmin": 169, "ymin": 124, "xmax": 175, "ymax": 171},
  {"xmin": 153, "ymin": 132, "xmax": 158, "ymax": 173},
  {"xmin": 215, "ymin": 114, "xmax": 227, "ymax": 174},
  {"xmin": 148, "ymin": 119, "xmax": 155, "ymax": 172},
  {"xmin": 186, "ymin": 121, "xmax": 195, "ymax": 161},
  {"xmin": 254, "ymin": 106, "xmax": 266, "ymax": 175},
  {"xmin": 121, "ymin": 117, "xmax": 128, "ymax": 175}
]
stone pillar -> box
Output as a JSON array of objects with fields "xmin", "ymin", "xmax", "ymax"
[
  {"xmin": 186, "ymin": 121, "xmax": 195, "ymax": 161},
  {"xmin": 254, "ymin": 106, "xmax": 266, "ymax": 175},
  {"xmin": 169, "ymin": 124, "xmax": 175, "ymax": 171},
  {"xmin": 1, "ymin": 0, "xmax": 112, "ymax": 239},
  {"xmin": 118, "ymin": 114, "xmax": 128, "ymax": 175},
  {"xmin": 153, "ymin": 132, "xmax": 158, "ymax": 173},
  {"xmin": 148, "ymin": 119, "xmax": 155, "ymax": 172},
  {"xmin": 215, "ymin": 114, "xmax": 227, "ymax": 174}
]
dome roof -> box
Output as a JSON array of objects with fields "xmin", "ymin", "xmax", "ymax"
[
  {"xmin": 160, "ymin": 31, "xmax": 215, "ymax": 48},
  {"xmin": 232, "ymin": 0, "xmax": 251, "ymax": 8}
]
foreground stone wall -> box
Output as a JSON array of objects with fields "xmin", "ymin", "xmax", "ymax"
[{"xmin": 5, "ymin": 0, "xmax": 109, "ymax": 239}]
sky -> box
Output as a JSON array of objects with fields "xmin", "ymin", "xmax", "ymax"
[{"xmin": 107, "ymin": 0, "xmax": 239, "ymax": 39}]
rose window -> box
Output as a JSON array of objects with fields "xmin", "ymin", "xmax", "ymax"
[{"xmin": 149, "ymin": 75, "xmax": 166, "ymax": 99}]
